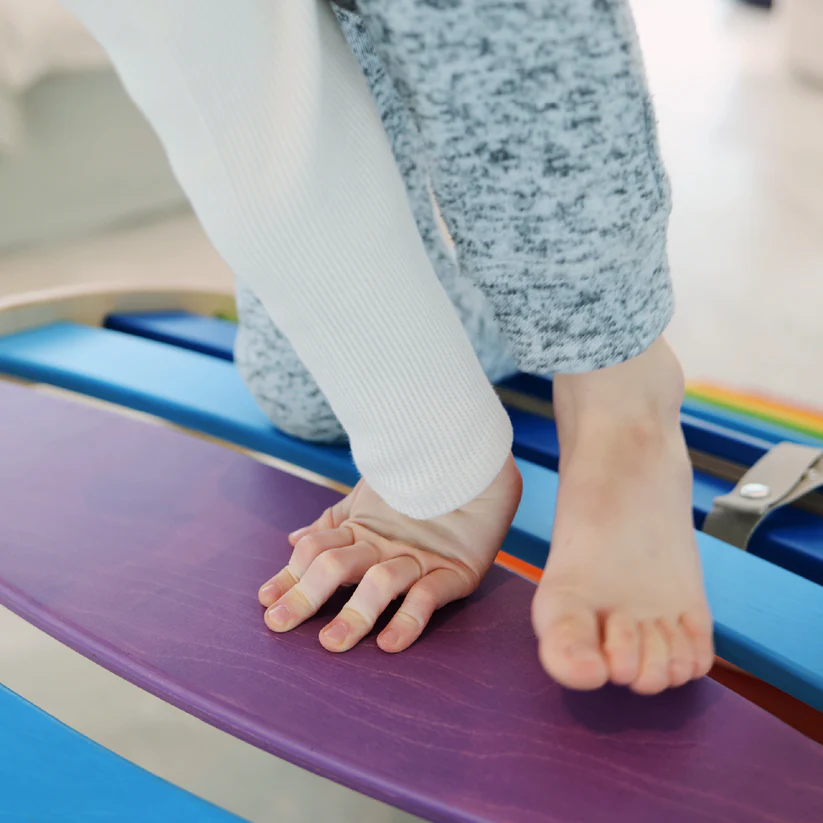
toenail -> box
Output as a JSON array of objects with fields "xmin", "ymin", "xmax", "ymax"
[
  {"xmin": 567, "ymin": 643, "xmax": 597, "ymax": 659},
  {"xmin": 267, "ymin": 604, "xmax": 291, "ymax": 628},
  {"xmin": 323, "ymin": 620, "xmax": 348, "ymax": 644}
]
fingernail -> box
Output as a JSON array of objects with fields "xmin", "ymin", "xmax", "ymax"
[
  {"xmin": 323, "ymin": 620, "xmax": 348, "ymax": 644},
  {"xmin": 267, "ymin": 603, "xmax": 291, "ymax": 629},
  {"xmin": 259, "ymin": 583, "xmax": 279, "ymax": 600},
  {"xmin": 380, "ymin": 629, "xmax": 399, "ymax": 648},
  {"xmin": 289, "ymin": 527, "xmax": 310, "ymax": 542}
]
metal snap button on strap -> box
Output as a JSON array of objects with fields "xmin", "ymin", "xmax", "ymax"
[
  {"xmin": 739, "ymin": 482, "xmax": 771, "ymax": 500},
  {"xmin": 703, "ymin": 443, "xmax": 823, "ymax": 549}
]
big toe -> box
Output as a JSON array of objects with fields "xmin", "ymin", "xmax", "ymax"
[{"xmin": 534, "ymin": 592, "xmax": 609, "ymax": 691}]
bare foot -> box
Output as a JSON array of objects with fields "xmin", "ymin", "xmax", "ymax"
[
  {"xmin": 532, "ymin": 339, "xmax": 715, "ymax": 694},
  {"xmin": 259, "ymin": 454, "xmax": 522, "ymax": 653}
]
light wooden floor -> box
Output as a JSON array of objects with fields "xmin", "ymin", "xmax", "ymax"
[{"xmin": 0, "ymin": 211, "xmax": 233, "ymax": 304}]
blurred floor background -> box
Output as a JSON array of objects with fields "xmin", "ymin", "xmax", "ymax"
[
  {"xmin": 1, "ymin": 1, "xmax": 822, "ymax": 821},
  {"xmin": 634, "ymin": 0, "xmax": 823, "ymax": 408}
]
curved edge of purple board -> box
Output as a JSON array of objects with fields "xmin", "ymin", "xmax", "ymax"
[{"xmin": 1, "ymin": 382, "xmax": 823, "ymax": 823}]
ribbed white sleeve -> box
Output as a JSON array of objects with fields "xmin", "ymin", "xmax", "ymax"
[{"xmin": 62, "ymin": 0, "xmax": 512, "ymax": 518}]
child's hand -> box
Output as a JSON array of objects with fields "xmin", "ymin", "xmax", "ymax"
[{"xmin": 259, "ymin": 455, "xmax": 522, "ymax": 653}]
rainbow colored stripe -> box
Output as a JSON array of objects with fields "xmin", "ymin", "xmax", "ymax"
[{"xmin": 687, "ymin": 382, "xmax": 823, "ymax": 441}]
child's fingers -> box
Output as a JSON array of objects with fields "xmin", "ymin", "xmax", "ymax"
[
  {"xmin": 290, "ymin": 527, "xmax": 356, "ymax": 575},
  {"xmin": 288, "ymin": 507, "xmax": 339, "ymax": 546},
  {"xmin": 258, "ymin": 567, "xmax": 299, "ymax": 608},
  {"xmin": 319, "ymin": 556, "xmax": 423, "ymax": 652},
  {"xmin": 259, "ymin": 526, "xmax": 355, "ymax": 607},
  {"xmin": 288, "ymin": 490, "xmax": 357, "ymax": 546},
  {"xmin": 287, "ymin": 526, "xmax": 313, "ymax": 547},
  {"xmin": 377, "ymin": 568, "xmax": 470, "ymax": 653},
  {"xmin": 264, "ymin": 541, "xmax": 379, "ymax": 633}
]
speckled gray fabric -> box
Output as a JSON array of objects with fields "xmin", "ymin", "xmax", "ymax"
[
  {"xmin": 355, "ymin": 0, "xmax": 673, "ymax": 373},
  {"xmin": 235, "ymin": 8, "xmax": 516, "ymax": 443},
  {"xmin": 237, "ymin": 0, "xmax": 673, "ymax": 441}
]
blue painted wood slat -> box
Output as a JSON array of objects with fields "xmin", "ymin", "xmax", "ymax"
[{"xmin": 0, "ymin": 682, "xmax": 243, "ymax": 822}]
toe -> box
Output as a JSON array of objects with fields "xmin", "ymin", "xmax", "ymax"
[
  {"xmin": 535, "ymin": 593, "xmax": 609, "ymax": 690},
  {"xmin": 658, "ymin": 618, "xmax": 694, "ymax": 688},
  {"xmin": 632, "ymin": 620, "xmax": 671, "ymax": 695},
  {"xmin": 603, "ymin": 612, "xmax": 641, "ymax": 686},
  {"xmin": 682, "ymin": 609, "xmax": 715, "ymax": 678}
]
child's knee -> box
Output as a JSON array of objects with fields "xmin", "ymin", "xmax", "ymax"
[
  {"xmin": 236, "ymin": 349, "xmax": 347, "ymax": 444},
  {"xmin": 250, "ymin": 386, "xmax": 346, "ymax": 445},
  {"xmin": 234, "ymin": 316, "xmax": 346, "ymax": 445}
]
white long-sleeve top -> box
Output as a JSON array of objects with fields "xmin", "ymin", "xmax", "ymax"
[{"xmin": 61, "ymin": 0, "xmax": 512, "ymax": 518}]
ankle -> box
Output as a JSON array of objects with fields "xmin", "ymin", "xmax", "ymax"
[{"xmin": 553, "ymin": 338, "xmax": 684, "ymax": 443}]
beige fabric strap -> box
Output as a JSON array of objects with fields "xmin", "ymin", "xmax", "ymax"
[{"xmin": 703, "ymin": 443, "xmax": 823, "ymax": 549}]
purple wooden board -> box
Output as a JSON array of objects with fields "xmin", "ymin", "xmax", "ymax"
[{"xmin": 0, "ymin": 382, "xmax": 822, "ymax": 823}]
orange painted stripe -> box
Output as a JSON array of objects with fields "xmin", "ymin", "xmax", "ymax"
[{"xmin": 495, "ymin": 550, "xmax": 542, "ymax": 583}]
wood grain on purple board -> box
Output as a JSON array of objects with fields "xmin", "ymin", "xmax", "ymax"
[{"xmin": 0, "ymin": 382, "xmax": 821, "ymax": 823}]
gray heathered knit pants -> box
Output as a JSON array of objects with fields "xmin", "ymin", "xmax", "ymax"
[{"xmin": 235, "ymin": 1, "xmax": 673, "ymax": 443}]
